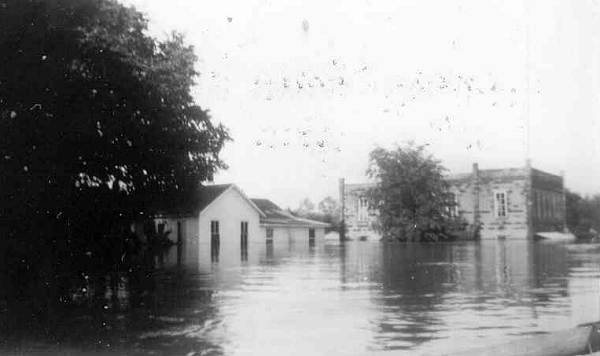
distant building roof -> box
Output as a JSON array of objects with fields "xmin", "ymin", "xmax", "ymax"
[
  {"xmin": 345, "ymin": 163, "xmax": 563, "ymax": 191},
  {"xmin": 445, "ymin": 167, "xmax": 530, "ymax": 182},
  {"xmin": 250, "ymin": 198, "xmax": 330, "ymax": 228}
]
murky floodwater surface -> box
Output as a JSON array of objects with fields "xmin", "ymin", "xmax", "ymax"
[{"xmin": 8, "ymin": 239, "xmax": 600, "ymax": 355}]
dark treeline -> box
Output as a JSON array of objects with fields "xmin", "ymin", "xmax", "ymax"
[
  {"xmin": 566, "ymin": 191, "xmax": 600, "ymax": 239},
  {"xmin": 0, "ymin": 0, "xmax": 229, "ymax": 334}
]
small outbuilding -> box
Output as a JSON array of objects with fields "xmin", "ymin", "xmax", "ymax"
[{"xmin": 251, "ymin": 199, "xmax": 329, "ymax": 243}]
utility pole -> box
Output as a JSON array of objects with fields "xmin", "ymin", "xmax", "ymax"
[{"xmin": 524, "ymin": 0, "xmax": 532, "ymax": 161}]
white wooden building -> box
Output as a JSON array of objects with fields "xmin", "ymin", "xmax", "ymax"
[
  {"xmin": 251, "ymin": 199, "xmax": 329, "ymax": 243},
  {"xmin": 153, "ymin": 184, "xmax": 329, "ymax": 262},
  {"xmin": 153, "ymin": 184, "xmax": 263, "ymax": 261}
]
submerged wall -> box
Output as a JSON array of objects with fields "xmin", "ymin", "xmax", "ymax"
[{"xmin": 259, "ymin": 226, "xmax": 326, "ymax": 244}]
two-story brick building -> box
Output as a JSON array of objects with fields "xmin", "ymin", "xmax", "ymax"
[{"xmin": 340, "ymin": 161, "xmax": 567, "ymax": 240}]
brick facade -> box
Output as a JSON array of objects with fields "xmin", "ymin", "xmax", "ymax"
[
  {"xmin": 339, "ymin": 182, "xmax": 380, "ymax": 240},
  {"xmin": 340, "ymin": 162, "xmax": 566, "ymax": 240}
]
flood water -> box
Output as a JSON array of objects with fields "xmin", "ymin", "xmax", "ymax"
[{"xmin": 6, "ymin": 238, "xmax": 600, "ymax": 355}]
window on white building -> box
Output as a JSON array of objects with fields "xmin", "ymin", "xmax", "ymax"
[
  {"xmin": 210, "ymin": 220, "xmax": 220, "ymax": 242},
  {"xmin": 494, "ymin": 191, "xmax": 507, "ymax": 217},
  {"xmin": 266, "ymin": 228, "xmax": 273, "ymax": 242},
  {"xmin": 240, "ymin": 221, "xmax": 248, "ymax": 244}
]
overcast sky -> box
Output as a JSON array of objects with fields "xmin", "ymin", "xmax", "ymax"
[{"xmin": 125, "ymin": 0, "xmax": 600, "ymax": 209}]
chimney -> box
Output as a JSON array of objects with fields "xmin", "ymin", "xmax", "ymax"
[{"xmin": 525, "ymin": 158, "xmax": 532, "ymax": 170}]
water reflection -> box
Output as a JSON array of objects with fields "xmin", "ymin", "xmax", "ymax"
[
  {"xmin": 5, "ymin": 239, "xmax": 600, "ymax": 355},
  {"xmin": 240, "ymin": 242, "xmax": 248, "ymax": 262},
  {"xmin": 266, "ymin": 240, "xmax": 274, "ymax": 255},
  {"xmin": 211, "ymin": 237, "xmax": 220, "ymax": 263}
]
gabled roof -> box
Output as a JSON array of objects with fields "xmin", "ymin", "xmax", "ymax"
[
  {"xmin": 199, "ymin": 184, "xmax": 265, "ymax": 217},
  {"xmin": 250, "ymin": 198, "xmax": 330, "ymax": 228},
  {"xmin": 156, "ymin": 183, "xmax": 265, "ymax": 218},
  {"xmin": 196, "ymin": 184, "xmax": 233, "ymax": 213},
  {"xmin": 251, "ymin": 198, "xmax": 293, "ymax": 221}
]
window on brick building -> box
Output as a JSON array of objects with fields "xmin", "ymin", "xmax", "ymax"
[
  {"xmin": 494, "ymin": 191, "xmax": 507, "ymax": 217},
  {"xmin": 448, "ymin": 192, "xmax": 458, "ymax": 217},
  {"xmin": 358, "ymin": 196, "xmax": 369, "ymax": 222}
]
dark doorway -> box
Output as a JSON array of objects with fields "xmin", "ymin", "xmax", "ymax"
[{"xmin": 240, "ymin": 221, "xmax": 249, "ymax": 261}]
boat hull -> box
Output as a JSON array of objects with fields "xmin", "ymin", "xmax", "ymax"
[{"xmin": 447, "ymin": 323, "xmax": 600, "ymax": 356}]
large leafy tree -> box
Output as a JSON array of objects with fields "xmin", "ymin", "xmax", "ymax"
[
  {"xmin": 566, "ymin": 190, "xmax": 600, "ymax": 239},
  {"xmin": 0, "ymin": 0, "xmax": 229, "ymax": 218},
  {"xmin": 366, "ymin": 143, "xmax": 463, "ymax": 241},
  {"xmin": 0, "ymin": 0, "xmax": 229, "ymax": 317}
]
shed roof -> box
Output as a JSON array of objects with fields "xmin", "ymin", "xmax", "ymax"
[
  {"xmin": 251, "ymin": 198, "xmax": 282, "ymax": 214},
  {"xmin": 250, "ymin": 198, "xmax": 330, "ymax": 228}
]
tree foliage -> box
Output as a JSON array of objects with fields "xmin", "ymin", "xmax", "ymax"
[
  {"xmin": 0, "ymin": 0, "xmax": 229, "ymax": 321},
  {"xmin": 296, "ymin": 198, "xmax": 315, "ymax": 215},
  {"xmin": 0, "ymin": 0, "xmax": 229, "ymax": 219},
  {"xmin": 292, "ymin": 196, "xmax": 341, "ymax": 232},
  {"xmin": 566, "ymin": 190, "xmax": 600, "ymax": 239},
  {"xmin": 318, "ymin": 196, "xmax": 339, "ymax": 218},
  {"xmin": 366, "ymin": 143, "xmax": 466, "ymax": 241}
]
